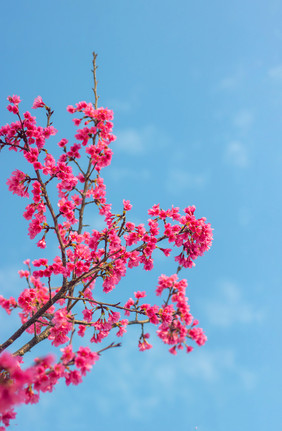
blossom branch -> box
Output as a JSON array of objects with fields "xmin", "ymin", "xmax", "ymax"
[{"xmin": 0, "ymin": 65, "xmax": 213, "ymax": 430}]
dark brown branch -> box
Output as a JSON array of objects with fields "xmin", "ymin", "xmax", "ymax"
[
  {"xmin": 0, "ymin": 282, "xmax": 69, "ymax": 353},
  {"xmin": 13, "ymin": 327, "xmax": 51, "ymax": 357}
]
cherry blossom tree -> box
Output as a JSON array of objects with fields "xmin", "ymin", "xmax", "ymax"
[{"xmin": 0, "ymin": 53, "xmax": 213, "ymax": 430}]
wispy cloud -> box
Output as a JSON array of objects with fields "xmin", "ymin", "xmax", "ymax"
[
  {"xmin": 21, "ymin": 325, "xmax": 257, "ymax": 427},
  {"xmin": 115, "ymin": 128, "xmax": 145, "ymax": 154},
  {"xmin": 0, "ymin": 266, "xmax": 25, "ymax": 336},
  {"xmin": 238, "ymin": 207, "xmax": 252, "ymax": 227},
  {"xmin": 224, "ymin": 141, "xmax": 248, "ymax": 168},
  {"xmin": 182, "ymin": 348, "xmax": 257, "ymax": 390},
  {"xmin": 88, "ymin": 338, "xmax": 258, "ymax": 422},
  {"xmin": 85, "ymin": 343, "xmax": 163, "ymax": 419},
  {"xmin": 268, "ymin": 65, "xmax": 282, "ymax": 80},
  {"xmin": 107, "ymin": 99, "xmax": 132, "ymax": 113},
  {"xmin": 204, "ymin": 280, "xmax": 264, "ymax": 328},
  {"xmin": 115, "ymin": 125, "xmax": 171, "ymax": 155},
  {"xmin": 233, "ymin": 109, "xmax": 254, "ymax": 129},
  {"xmin": 84, "ymin": 213, "xmax": 107, "ymax": 231},
  {"xmin": 0, "ymin": 265, "xmax": 23, "ymax": 296},
  {"xmin": 166, "ymin": 169, "xmax": 208, "ymax": 195},
  {"xmin": 217, "ymin": 69, "xmax": 244, "ymax": 91},
  {"xmin": 109, "ymin": 167, "xmax": 151, "ymax": 182}
]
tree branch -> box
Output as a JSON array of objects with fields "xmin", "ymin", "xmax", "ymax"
[{"xmin": 92, "ymin": 52, "xmax": 99, "ymax": 109}]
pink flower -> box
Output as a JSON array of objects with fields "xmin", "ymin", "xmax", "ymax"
[
  {"xmin": 18, "ymin": 270, "xmax": 29, "ymax": 278},
  {"xmin": 6, "ymin": 170, "xmax": 29, "ymax": 198},
  {"xmin": 124, "ymin": 298, "xmax": 135, "ymax": 316},
  {"xmin": 49, "ymin": 308, "xmax": 73, "ymax": 346},
  {"xmin": 78, "ymin": 325, "xmax": 86, "ymax": 337},
  {"xmin": 33, "ymin": 162, "xmax": 42, "ymax": 170},
  {"xmin": 58, "ymin": 138, "xmax": 68, "ymax": 148},
  {"xmin": 74, "ymin": 347, "xmax": 99, "ymax": 376},
  {"xmin": 138, "ymin": 339, "xmax": 153, "ymax": 351},
  {"xmin": 7, "ymin": 95, "xmax": 21, "ymax": 105},
  {"xmin": 134, "ymin": 291, "xmax": 146, "ymax": 299},
  {"xmin": 0, "ymin": 295, "xmax": 17, "ymax": 314},
  {"xmin": 148, "ymin": 203, "xmax": 160, "ymax": 217},
  {"xmin": 32, "ymin": 96, "xmax": 45, "ymax": 109},
  {"xmin": 141, "ymin": 304, "xmax": 159, "ymax": 324},
  {"xmin": 188, "ymin": 327, "xmax": 207, "ymax": 346},
  {"xmin": 32, "ymin": 258, "xmax": 48, "ymax": 267},
  {"xmin": 123, "ymin": 199, "xmax": 132, "ymax": 211},
  {"xmin": 60, "ymin": 345, "xmax": 75, "ymax": 364},
  {"xmin": 108, "ymin": 311, "xmax": 120, "ymax": 324},
  {"xmin": 116, "ymin": 319, "xmax": 128, "ymax": 337},
  {"xmin": 66, "ymin": 105, "xmax": 76, "ymax": 114},
  {"xmin": 24, "ymin": 147, "xmax": 39, "ymax": 164},
  {"xmin": 169, "ymin": 346, "xmax": 177, "ymax": 355},
  {"xmin": 65, "ymin": 370, "xmax": 82, "ymax": 386},
  {"xmin": 159, "ymin": 247, "xmax": 172, "ymax": 257},
  {"xmin": 82, "ymin": 308, "xmax": 93, "ymax": 323},
  {"xmin": 36, "ymin": 238, "xmax": 46, "ymax": 249},
  {"xmin": 72, "ymin": 118, "xmax": 81, "ymax": 126}
]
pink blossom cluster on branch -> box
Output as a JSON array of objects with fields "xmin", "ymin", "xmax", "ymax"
[{"xmin": 0, "ymin": 62, "xmax": 212, "ymax": 429}]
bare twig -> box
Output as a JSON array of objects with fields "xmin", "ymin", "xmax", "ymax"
[
  {"xmin": 92, "ymin": 52, "xmax": 99, "ymax": 109},
  {"xmin": 66, "ymin": 296, "xmax": 144, "ymax": 316},
  {"xmin": 96, "ymin": 342, "xmax": 121, "ymax": 355}
]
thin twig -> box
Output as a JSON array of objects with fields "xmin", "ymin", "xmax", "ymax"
[
  {"xmin": 66, "ymin": 296, "xmax": 143, "ymax": 315},
  {"xmin": 92, "ymin": 52, "xmax": 99, "ymax": 109},
  {"xmin": 96, "ymin": 342, "xmax": 121, "ymax": 355}
]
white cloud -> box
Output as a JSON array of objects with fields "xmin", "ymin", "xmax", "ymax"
[
  {"xmin": 217, "ymin": 69, "xmax": 244, "ymax": 91},
  {"xmin": 239, "ymin": 369, "xmax": 257, "ymax": 390},
  {"xmin": 0, "ymin": 265, "xmax": 24, "ymax": 296},
  {"xmin": 85, "ymin": 214, "xmax": 107, "ymax": 231},
  {"xmin": 85, "ymin": 342, "xmax": 163, "ymax": 419},
  {"xmin": 115, "ymin": 125, "xmax": 171, "ymax": 155},
  {"xmin": 183, "ymin": 349, "xmax": 222, "ymax": 382},
  {"xmin": 93, "ymin": 339, "xmax": 258, "ymax": 414},
  {"xmin": 18, "ymin": 318, "xmax": 258, "ymax": 427},
  {"xmin": 268, "ymin": 65, "xmax": 282, "ymax": 80},
  {"xmin": 0, "ymin": 266, "xmax": 27, "ymax": 338},
  {"xmin": 220, "ymin": 76, "xmax": 239, "ymax": 90},
  {"xmin": 107, "ymin": 99, "xmax": 132, "ymax": 113},
  {"xmin": 233, "ymin": 109, "xmax": 254, "ymax": 129},
  {"xmin": 109, "ymin": 167, "xmax": 151, "ymax": 182},
  {"xmin": 204, "ymin": 280, "xmax": 264, "ymax": 328},
  {"xmin": 238, "ymin": 207, "xmax": 252, "ymax": 227},
  {"xmin": 166, "ymin": 169, "xmax": 207, "ymax": 195},
  {"xmin": 182, "ymin": 348, "xmax": 257, "ymax": 390},
  {"xmin": 116, "ymin": 128, "xmax": 144, "ymax": 154},
  {"xmin": 224, "ymin": 141, "xmax": 248, "ymax": 168}
]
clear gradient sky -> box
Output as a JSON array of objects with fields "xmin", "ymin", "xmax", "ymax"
[{"xmin": 1, "ymin": 1, "xmax": 282, "ymax": 430}]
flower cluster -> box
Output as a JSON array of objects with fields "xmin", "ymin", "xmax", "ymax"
[
  {"xmin": 0, "ymin": 84, "xmax": 213, "ymax": 429},
  {"xmin": 0, "ymin": 346, "xmax": 99, "ymax": 429}
]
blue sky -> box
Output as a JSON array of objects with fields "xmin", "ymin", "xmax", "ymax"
[{"xmin": 1, "ymin": 1, "xmax": 282, "ymax": 430}]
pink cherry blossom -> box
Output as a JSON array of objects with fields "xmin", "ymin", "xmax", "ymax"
[
  {"xmin": 0, "ymin": 64, "xmax": 213, "ymax": 428},
  {"xmin": 32, "ymin": 96, "xmax": 45, "ymax": 109},
  {"xmin": 6, "ymin": 170, "xmax": 29, "ymax": 198},
  {"xmin": 134, "ymin": 291, "xmax": 146, "ymax": 299}
]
